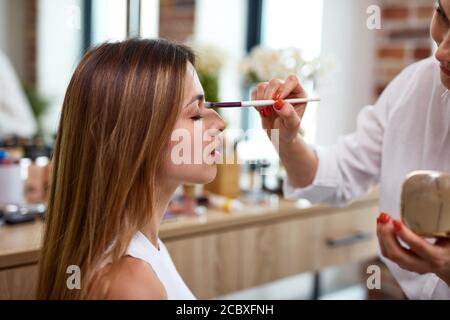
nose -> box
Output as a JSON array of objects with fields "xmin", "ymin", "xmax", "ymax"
[{"xmin": 207, "ymin": 109, "xmax": 226, "ymax": 133}]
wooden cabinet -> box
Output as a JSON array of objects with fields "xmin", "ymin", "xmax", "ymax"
[
  {"xmin": 165, "ymin": 204, "xmax": 378, "ymax": 298},
  {"xmin": 0, "ymin": 264, "xmax": 37, "ymax": 299}
]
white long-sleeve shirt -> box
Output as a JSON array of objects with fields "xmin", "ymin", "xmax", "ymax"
[
  {"xmin": 284, "ymin": 56, "xmax": 450, "ymax": 299},
  {"xmin": 0, "ymin": 51, "xmax": 37, "ymax": 139}
]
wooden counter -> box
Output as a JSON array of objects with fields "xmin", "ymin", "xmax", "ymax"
[{"xmin": 0, "ymin": 191, "xmax": 379, "ymax": 299}]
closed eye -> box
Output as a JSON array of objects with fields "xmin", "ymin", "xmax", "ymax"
[
  {"xmin": 437, "ymin": 1, "xmax": 449, "ymax": 23},
  {"xmin": 191, "ymin": 111, "xmax": 203, "ymax": 121}
]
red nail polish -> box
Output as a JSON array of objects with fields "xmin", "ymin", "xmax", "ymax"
[
  {"xmin": 393, "ymin": 220, "xmax": 402, "ymax": 232},
  {"xmin": 265, "ymin": 107, "xmax": 273, "ymax": 116},
  {"xmin": 274, "ymin": 99, "xmax": 284, "ymax": 110},
  {"xmin": 378, "ymin": 212, "xmax": 390, "ymax": 224}
]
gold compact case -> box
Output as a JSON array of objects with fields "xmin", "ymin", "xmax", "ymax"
[{"xmin": 401, "ymin": 171, "xmax": 450, "ymax": 238}]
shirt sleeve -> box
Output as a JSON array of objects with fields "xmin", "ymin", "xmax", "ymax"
[
  {"xmin": 0, "ymin": 51, "xmax": 37, "ymax": 138},
  {"xmin": 283, "ymin": 103, "xmax": 388, "ymax": 207},
  {"xmin": 429, "ymin": 277, "xmax": 450, "ymax": 299},
  {"xmin": 382, "ymin": 256, "xmax": 450, "ymax": 300}
]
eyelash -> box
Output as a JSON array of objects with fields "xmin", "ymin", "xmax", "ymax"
[
  {"xmin": 191, "ymin": 113, "xmax": 203, "ymax": 121},
  {"xmin": 437, "ymin": 7, "xmax": 448, "ymax": 21}
]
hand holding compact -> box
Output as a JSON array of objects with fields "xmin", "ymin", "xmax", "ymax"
[{"xmin": 377, "ymin": 213, "xmax": 450, "ymax": 287}]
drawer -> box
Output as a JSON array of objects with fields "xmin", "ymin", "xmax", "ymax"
[{"xmin": 314, "ymin": 207, "xmax": 379, "ymax": 268}]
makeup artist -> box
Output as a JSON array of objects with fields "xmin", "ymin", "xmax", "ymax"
[{"xmin": 253, "ymin": 0, "xmax": 450, "ymax": 299}]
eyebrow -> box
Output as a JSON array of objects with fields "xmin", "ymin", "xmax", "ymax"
[
  {"xmin": 438, "ymin": 0, "xmax": 448, "ymax": 19},
  {"xmin": 184, "ymin": 94, "xmax": 205, "ymax": 108}
]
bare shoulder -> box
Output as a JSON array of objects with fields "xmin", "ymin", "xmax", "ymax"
[{"xmin": 89, "ymin": 256, "xmax": 167, "ymax": 300}]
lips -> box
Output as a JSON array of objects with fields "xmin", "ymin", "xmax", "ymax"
[
  {"xmin": 210, "ymin": 146, "xmax": 221, "ymax": 157},
  {"xmin": 210, "ymin": 150, "xmax": 220, "ymax": 158},
  {"xmin": 210, "ymin": 141, "xmax": 222, "ymax": 159}
]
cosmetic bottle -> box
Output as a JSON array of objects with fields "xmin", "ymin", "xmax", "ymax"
[
  {"xmin": 24, "ymin": 143, "xmax": 51, "ymax": 204},
  {"xmin": 207, "ymin": 193, "xmax": 243, "ymax": 213},
  {"xmin": 0, "ymin": 149, "xmax": 23, "ymax": 206}
]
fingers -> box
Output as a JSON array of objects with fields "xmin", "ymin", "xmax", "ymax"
[
  {"xmin": 251, "ymin": 85, "xmax": 261, "ymax": 113},
  {"xmin": 252, "ymin": 83, "xmax": 268, "ymax": 116},
  {"xmin": 376, "ymin": 215, "xmax": 388, "ymax": 258},
  {"xmin": 276, "ymin": 75, "xmax": 308, "ymax": 119},
  {"xmin": 252, "ymin": 83, "xmax": 274, "ymax": 122},
  {"xmin": 252, "ymin": 75, "xmax": 307, "ymax": 121},
  {"xmin": 376, "ymin": 213, "xmax": 392, "ymax": 258},
  {"xmin": 273, "ymin": 99, "xmax": 301, "ymax": 130},
  {"xmin": 252, "ymin": 75, "xmax": 305, "ymax": 99},
  {"xmin": 256, "ymin": 82, "xmax": 267, "ymax": 100},
  {"xmin": 377, "ymin": 213, "xmax": 430, "ymax": 274},
  {"xmin": 252, "ymin": 75, "xmax": 306, "ymax": 102},
  {"xmin": 277, "ymin": 75, "xmax": 307, "ymax": 101},
  {"xmin": 264, "ymin": 79, "xmax": 283, "ymax": 100},
  {"xmin": 393, "ymin": 220, "xmax": 441, "ymax": 261}
]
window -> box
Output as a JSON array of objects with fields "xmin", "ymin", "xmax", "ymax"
[
  {"xmin": 262, "ymin": 0, "xmax": 323, "ymax": 60},
  {"xmin": 239, "ymin": 0, "xmax": 324, "ymax": 165},
  {"xmin": 89, "ymin": 0, "xmax": 159, "ymax": 45},
  {"xmin": 91, "ymin": 0, "xmax": 128, "ymax": 45},
  {"xmin": 261, "ymin": 0, "xmax": 323, "ymax": 145},
  {"xmin": 140, "ymin": 0, "xmax": 159, "ymax": 38}
]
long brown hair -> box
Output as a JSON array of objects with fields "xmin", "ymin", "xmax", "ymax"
[{"xmin": 37, "ymin": 38, "xmax": 195, "ymax": 299}]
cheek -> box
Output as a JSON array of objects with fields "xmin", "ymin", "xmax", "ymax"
[{"xmin": 161, "ymin": 122, "xmax": 218, "ymax": 185}]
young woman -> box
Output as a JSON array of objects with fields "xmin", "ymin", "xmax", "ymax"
[
  {"xmin": 37, "ymin": 38, "xmax": 225, "ymax": 299},
  {"xmin": 253, "ymin": 0, "xmax": 450, "ymax": 299}
]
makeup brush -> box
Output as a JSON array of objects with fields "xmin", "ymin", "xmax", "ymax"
[{"xmin": 205, "ymin": 97, "xmax": 320, "ymax": 108}]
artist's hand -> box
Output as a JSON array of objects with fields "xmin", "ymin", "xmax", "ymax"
[
  {"xmin": 377, "ymin": 212, "xmax": 450, "ymax": 287},
  {"xmin": 251, "ymin": 75, "xmax": 308, "ymax": 144}
]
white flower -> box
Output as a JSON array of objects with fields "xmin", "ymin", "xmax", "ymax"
[
  {"xmin": 241, "ymin": 46, "xmax": 306, "ymax": 83},
  {"xmin": 300, "ymin": 55, "xmax": 337, "ymax": 83},
  {"xmin": 186, "ymin": 41, "xmax": 226, "ymax": 76}
]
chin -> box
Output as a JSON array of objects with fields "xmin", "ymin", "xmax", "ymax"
[
  {"xmin": 186, "ymin": 164, "xmax": 218, "ymax": 184},
  {"xmin": 200, "ymin": 165, "xmax": 218, "ymax": 184}
]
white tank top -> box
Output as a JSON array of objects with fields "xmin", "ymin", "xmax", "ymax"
[{"xmin": 126, "ymin": 231, "xmax": 196, "ymax": 300}]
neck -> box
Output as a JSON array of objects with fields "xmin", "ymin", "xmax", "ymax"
[{"xmin": 140, "ymin": 182, "xmax": 178, "ymax": 249}]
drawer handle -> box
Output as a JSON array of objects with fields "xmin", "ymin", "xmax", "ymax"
[{"xmin": 326, "ymin": 231, "xmax": 372, "ymax": 248}]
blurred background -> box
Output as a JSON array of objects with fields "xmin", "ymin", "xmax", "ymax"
[{"xmin": 0, "ymin": 0, "xmax": 436, "ymax": 300}]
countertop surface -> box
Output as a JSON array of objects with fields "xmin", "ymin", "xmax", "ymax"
[{"xmin": 0, "ymin": 191, "xmax": 379, "ymax": 270}]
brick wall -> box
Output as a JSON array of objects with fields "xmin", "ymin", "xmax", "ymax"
[
  {"xmin": 375, "ymin": 0, "xmax": 435, "ymax": 96},
  {"xmin": 159, "ymin": 0, "xmax": 196, "ymax": 42},
  {"xmin": 0, "ymin": 0, "xmax": 37, "ymax": 87},
  {"xmin": 24, "ymin": 0, "xmax": 38, "ymax": 87}
]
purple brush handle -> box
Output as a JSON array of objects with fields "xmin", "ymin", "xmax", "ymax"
[{"xmin": 208, "ymin": 102, "xmax": 242, "ymax": 108}]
